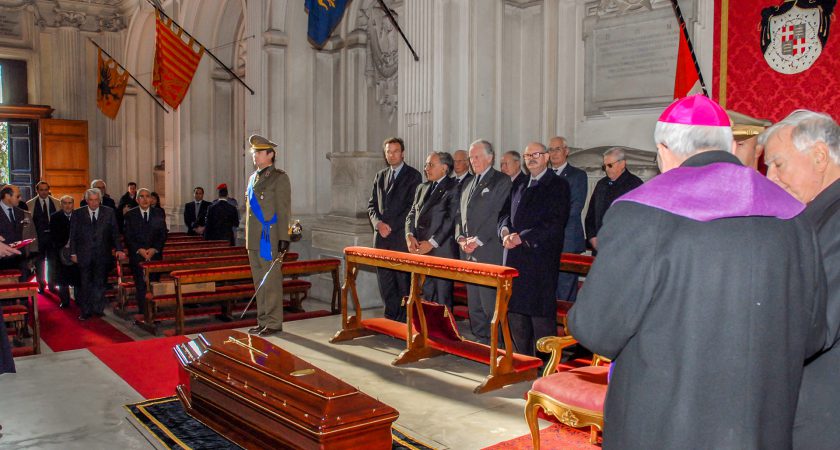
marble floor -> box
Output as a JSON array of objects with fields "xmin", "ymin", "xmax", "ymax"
[{"xmin": 0, "ymin": 302, "xmax": 544, "ymax": 449}]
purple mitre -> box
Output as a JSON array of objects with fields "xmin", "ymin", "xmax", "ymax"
[{"xmin": 615, "ymin": 162, "xmax": 804, "ymax": 221}]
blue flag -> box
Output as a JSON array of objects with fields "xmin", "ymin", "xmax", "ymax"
[{"xmin": 305, "ymin": 0, "xmax": 350, "ymax": 48}]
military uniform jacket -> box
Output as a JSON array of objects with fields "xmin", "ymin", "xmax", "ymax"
[{"xmin": 245, "ymin": 166, "xmax": 291, "ymax": 256}]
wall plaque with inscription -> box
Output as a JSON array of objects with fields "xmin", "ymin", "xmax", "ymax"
[
  {"xmin": 583, "ymin": 1, "xmax": 696, "ymax": 116},
  {"xmin": 0, "ymin": 11, "xmax": 22, "ymax": 39}
]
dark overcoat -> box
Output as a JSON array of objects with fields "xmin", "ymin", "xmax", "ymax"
[
  {"xmin": 568, "ymin": 156, "xmax": 826, "ymax": 449},
  {"xmin": 794, "ymin": 177, "xmax": 840, "ymax": 450},
  {"xmin": 498, "ymin": 171, "xmax": 569, "ymax": 317}
]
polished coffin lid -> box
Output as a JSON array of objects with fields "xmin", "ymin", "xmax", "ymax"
[{"xmin": 174, "ymin": 330, "xmax": 399, "ymax": 435}]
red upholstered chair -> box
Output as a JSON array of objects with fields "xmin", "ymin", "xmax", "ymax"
[{"xmin": 524, "ymin": 335, "xmax": 611, "ymax": 447}]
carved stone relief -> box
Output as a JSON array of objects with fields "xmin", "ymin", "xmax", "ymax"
[{"xmin": 358, "ymin": 0, "xmax": 398, "ymax": 121}]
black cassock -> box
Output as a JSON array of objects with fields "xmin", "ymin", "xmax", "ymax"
[
  {"xmin": 794, "ymin": 178, "xmax": 840, "ymax": 450},
  {"xmin": 568, "ymin": 152, "xmax": 826, "ymax": 449}
]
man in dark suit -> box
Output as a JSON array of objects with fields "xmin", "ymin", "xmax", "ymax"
[
  {"xmin": 0, "ymin": 185, "xmax": 33, "ymax": 276},
  {"xmin": 548, "ymin": 136, "xmax": 588, "ymax": 302},
  {"xmin": 760, "ymin": 110, "xmax": 840, "ymax": 449},
  {"xmin": 500, "ymin": 150, "xmax": 527, "ymax": 184},
  {"xmin": 454, "ymin": 139, "xmax": 512, "ymax": 344},
  {"xmin": 499, "ymin": 142, "xmax": 570, "ymax": 357},
  {"xmin": 26, "ymin": 181, "xmax": 60, "ymax": 292},
  {"xmin": 204, "ymin": 184, "xmax": 239, "ymax": 245},
  {"xmin": 116, "ymin": 181, "xmax": 138, "ymax": 234},
  {"xmin": 405, "ymin": 152, "xmax": 460, "ymax": 311},
  {"xmin": 80, "ymin": 179, "xmax": 117, "ymax": 210},
  {"xmin": 584, "ymin": 147, "xmax": 643, "ymax": 254},
  {"xmin": 451, "ymin": 149, "xmax": 473, "ymax": 194},
  {"xmin": 368, "ymin": 137, "xmax": 422, "ymax": 322},
  {"xmin": 124, "ymin": 188, "xmax": 167, "ymax": 316},
  {"xmin": 70, "ymin": 188, "xmax": 124, "ymax": 320},
  {"xmin": 49, "ymin": 195, "xmax": 77, "ymax": 308},
  {"xmin": 184, "ymin": 186, "xmax": 211, "ymax": 236}
]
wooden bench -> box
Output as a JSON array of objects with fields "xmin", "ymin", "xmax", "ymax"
[
  {"xmin": 331, "ymin": 246, "xmax": 540, "ymax": 394},
  {"xmin": 164, "ymin": 240, "xmax": 231, "ymax": 251},
  {"xmin": 0, "ymin": 281, "xmax": 40, "ymax": 355},
  {"xmin": 0, "ymin": 270, "xmax": 22, "ymax": 285},
  {"xmin": 169, "ymin": 258, "xmax": 342, "ymax": 335}
]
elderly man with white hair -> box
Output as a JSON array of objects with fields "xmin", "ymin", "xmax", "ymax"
[
  {"xmin": 567, "ymin": 95, "xmax": 826, "ymax": 449},
  {"xmin": 762, "ymin": 109, "xmax": 840, "ymax": 450}
]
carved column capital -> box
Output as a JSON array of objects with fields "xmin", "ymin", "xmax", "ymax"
[
  {"xmin": 97, "ymin": 13, "xmax": 126, "ymax": 32},
  {"xmin": 53, "ymin": 7, "xmax": 86, "ymax": 28}
]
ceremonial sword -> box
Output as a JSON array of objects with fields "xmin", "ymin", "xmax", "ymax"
[{"xmin": 239, "ymin": 249, "xmax": 287, "ymax": 319}]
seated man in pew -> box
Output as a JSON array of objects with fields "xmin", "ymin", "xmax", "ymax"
[{"xmin": 124, "ymin": 188, "xmax": 167, "ymax": 316}]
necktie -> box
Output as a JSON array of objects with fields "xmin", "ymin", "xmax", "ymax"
[
  {"xmin": 528, "ymin": 178, "xmax": 538, "ymax": 188},
  {"xmin": 143, "ymin": 211, "xmax": 149, "ymax": 223},
  {"xmin": 423, "ymin": 182, "xmax": 436, "ymax": 203},
  {"xmin": 6, "ymin": 207, "xmax": 13, "ymax": 223},
  {"xmin": 43, "ymin": 199, "xmax": 49, "ymax": 223},
  {"xmin": 386, "ymin": 169, "xmax": 395, "ymax": 191},
  {"xmin": 91, "ymin": 211, "xmax": 97, "ymax": 227},
  {"xmin": 469, "ymin": 174, "xmax": 482, "ymax": 199}
]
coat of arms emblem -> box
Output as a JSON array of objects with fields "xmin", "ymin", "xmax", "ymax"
[{"xmin": 760, "ymin": 0, "xmax": 836, "ymax": 75}]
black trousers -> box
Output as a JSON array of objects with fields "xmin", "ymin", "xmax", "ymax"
[
  {"xmin": 377, "ymin": 267, "xmax": 410, "ymax": 322},
  {"xmin": 467, "ymin": 283, "xmax": 497, "ymax": 345},
  {"xmin": 508, "ymin": 312, "xmax": 557, "ymax": 359},
  {"xmin": 0, "ymin": 304, "xmax": 14, "ymax": 374},
  {"xmin": 556, "ymin": 271, "xmax": 579, "ymax": 302},
  {"xmin": 53, "ymin": 261, "xmax": 79, "ymax": 304},
  {"xmin": 78, "ymin": 255, "xmax": 112, "ymax": 316},
  {"xmin": 422, "ymin": 276, "xmax": 454, "ymax": 312}
]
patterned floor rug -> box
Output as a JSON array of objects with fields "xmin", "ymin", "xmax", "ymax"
[{"xmin": 126, "ymin": 396, "xmax": 437, "ymax": 450}]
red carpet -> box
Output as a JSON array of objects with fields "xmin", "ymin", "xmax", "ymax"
[
  {"xmin": 89, "ymin": 335, "xmax": 189, "ymax": 399},
  {"xmin": 38, "ymin": 291, "xmax": 133, "ymax": 351},
  {"xmin": 483, "ymin": 424, "xmax": 599, "ymax": 449}
]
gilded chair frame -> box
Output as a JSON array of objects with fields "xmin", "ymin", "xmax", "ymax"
[{"xmin": 524, "ymin": 335, "xmax": 611, "ymax": 447}]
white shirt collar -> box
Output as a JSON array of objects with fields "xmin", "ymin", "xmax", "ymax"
[
  {"xmin": 140, "ymin": 207, "xmax": 151, "ymax": 214},
  {"xmin": 88, "ymin": 207, "xmax": 99, "ymax": 215},
  {"xmin": 390, "ymin": 162, "xmax": 405, "ymax": 177},
  {"xmin": 552, "ymin": 162, "xmax": 568, "ymax": 174},
  {"xmin": 531, "ymin": 168, "xmax": 549, "ymax": 182}
]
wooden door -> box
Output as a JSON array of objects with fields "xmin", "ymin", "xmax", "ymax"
[
  {"xmin": 39, "ymin": 119, "xmax": 89, "ymax": 202},
  {"xmin": 7, "ymin": 120, "xmax": 37, "ymax": 200}
]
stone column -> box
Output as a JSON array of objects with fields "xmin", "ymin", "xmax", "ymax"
[{"xmin": 54, "ymin": 19, "xmax": 84, "ymax": 120}]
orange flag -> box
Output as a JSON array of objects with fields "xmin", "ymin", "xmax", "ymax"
[
  {"xmin": 96, "ymin": 49, "xmax": 129, "ymax": 120},
  {"xmin": 152, "ymin": 10, "xmax": 205, "ymax": 109}
]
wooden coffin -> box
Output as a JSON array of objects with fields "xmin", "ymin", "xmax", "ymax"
[{"xmin": 174, "ymin": 330, "xmax": 399, "ymax": 449}]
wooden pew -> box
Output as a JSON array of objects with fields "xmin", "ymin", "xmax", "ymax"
[
  {"xmin": 170, "ymin": 259, "xmax": 342, "ymax": 335},
  {"xmin": 556, "ymin": 253, "xmax": 594, "ymax": 331},
  {"xmin": 331, "ymin": 246, "xmax": 541, "ymax": 394},
  {"xmin": 0, "ymin": 281, "xmax": 40, "ymax": 355},
  {"xmin": 164, "ymin": 240, "xmax": 231, "ymax": 251},
  {"xmin": 0, "ymin": 270, "xmax": 22, "ymax": 285}
]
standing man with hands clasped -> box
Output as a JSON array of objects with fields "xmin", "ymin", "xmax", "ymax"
[
  {"xmin": 368, "ymin": 137, "xmax": 422, "ymax": 322},
  {"xmin": 124, "ymin": 188, "xmax": 167, "ymax": 316},
  {"xmin": 245, "ymin": 134, "xmax": 292, "ymax": 337}
]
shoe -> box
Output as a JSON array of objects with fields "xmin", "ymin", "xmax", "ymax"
[
  {"xmin": 59, "ymin": 301, "xmax": 70, "ymax": 309},
  {"xmin": 248, "ymin": 326, "xmax": 264, "ymax": 335},
  {"xmin": 257, "ymin": 327, "xmax": 281, "ymax": 337},
  {"xmin": 94, "ymin": 312, "xmax": 105, "ymax": 318},
  {"xmin": 78, "ymin": 314, "xmax": 89, "ymax": 321}
]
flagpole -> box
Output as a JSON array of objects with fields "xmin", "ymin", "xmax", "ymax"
[
  {"xmin": 375, "ymin": 0, "xmax": 419, "ymax": 62},
  {"xmin": 670, "ymin": 0, "xmax": 708, "ymax": 97},
  {"xmin": 145, "ymin": 0, "xmax": 255, "ymax": 95},
  {"xmin": 88, "ymin": 38, "xmax": 169, "ymax": 114}
]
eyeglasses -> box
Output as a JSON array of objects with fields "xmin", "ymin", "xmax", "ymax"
[
  {"xmin": 423, "ymin": 162, "xmax": 440, "ymax": 168},
  {"xmin": 601, "ymin": 159, "xmax": 624, "ymax": 170},
  {"xmin": 523, "ymin": 152, "xmax": 548, "ymax": 159}
]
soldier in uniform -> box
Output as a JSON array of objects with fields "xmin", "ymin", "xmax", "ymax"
[{"xmin": 245, "ymin": 134, "xmax": 291, "ymax": 337}]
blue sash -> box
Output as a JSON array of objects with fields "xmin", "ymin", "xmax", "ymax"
[{"xmin": 247, "ymin": 180, "xmax": 278, "ymax": 261}]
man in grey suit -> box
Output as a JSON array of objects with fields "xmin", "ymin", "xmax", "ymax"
[
  {"xmin": 406, "ymin": 152, "xmax": 460, "ymax": 311},
  {"xmin": 548, "ymin": 136, "xmax": 588, "ymax": 302},
  {"xmin": 455, "ymin": 139, "xmax": 512, "ymax": 344}
]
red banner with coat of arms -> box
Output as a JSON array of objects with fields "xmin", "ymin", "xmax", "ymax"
[{"xmin": 713, "ymin": 0, "xmax": 839, "ymax": 122}]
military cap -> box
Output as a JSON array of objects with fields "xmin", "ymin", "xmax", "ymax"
[
  {"xmin": 249, "ymin": 134, "xmax": 277, "ymax": 151},
  {"xmin": 216, "ymin": 183, "xmax": 227, "ymax": 190}
]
